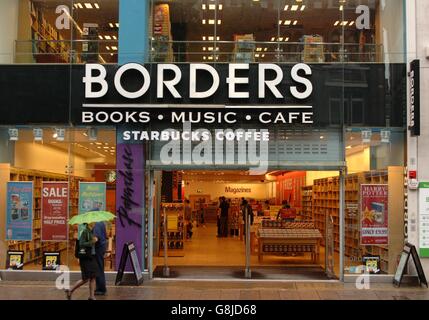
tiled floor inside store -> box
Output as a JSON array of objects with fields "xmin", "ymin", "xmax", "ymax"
[{"xmin": 153, "ymin": 222, "xmax": 341, "ymax": 279}]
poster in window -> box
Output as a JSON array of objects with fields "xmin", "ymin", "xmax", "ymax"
[
  {"xmin": 43, "ymin": 252, "xmax": 60, "ymax": 270},
  {"xmin": 7, "ymin": 251, "xmax": 24, "ymax": 270},
  {"xmin": 360, "ymin": 184, "xmax": 388, "ymax": 245},
  {"xmin": 41, "ymin": 182, "xmax": 68, "ymax": 241},
  {"xmin": 6, "ymin": 182, "xmax": 33, "ymax": 241}
]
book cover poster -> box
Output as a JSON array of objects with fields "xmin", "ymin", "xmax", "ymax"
[
  {"xmin": 6, "ymin": 182, "xmax": 33, "ymax": 241},
  {"xmin": 41, "ymin": 182, "xmax": 68, "ymax": 241},
  {"xmin": 360, "ymin": 184, "xmax": 388, "ymax": 245},
  {"xmin": 7, "ymin": 251, "xmax": 24, "ymax": 270},
  {"xmin": 79, "ymin": 182, "xmax": 106, "ymax": 213}
]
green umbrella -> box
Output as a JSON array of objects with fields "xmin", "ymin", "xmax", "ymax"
[{"xmin": 68, "ymin": 210, "xmax": 116, "ymax": 225}]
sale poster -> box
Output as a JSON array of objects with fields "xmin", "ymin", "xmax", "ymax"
[
  {"xmin": 41, "ymin": 182, "xmax": 68, "ymax": 241},
  {"xmin": 6, "ymin": 182, "xmax": 33, "ymax": 241},
  {"xmin": 360, "ymin": 184, "xmax": 388, "ymax": 245}
]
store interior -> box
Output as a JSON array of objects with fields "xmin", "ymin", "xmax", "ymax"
[{"xmin": 16, "ymin": 0, "xmax": 404, "ymax": 64}]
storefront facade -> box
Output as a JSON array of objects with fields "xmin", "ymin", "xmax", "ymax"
[{"xmin": 0, "ymin": 0, "xmax": 417, "ymax": 282}]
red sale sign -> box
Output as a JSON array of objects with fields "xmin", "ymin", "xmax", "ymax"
[
  {"xmin": 360, "ymin": 184, "xmax": 388, "ymax": 245},
  {"xmin": 41, "ymin": 182, "xmax": 68, "ymax": 241}
]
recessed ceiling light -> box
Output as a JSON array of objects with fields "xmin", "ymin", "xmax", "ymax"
[
  {"xmin": 113, "ymin": 35, "xmax": 117, "ymax": 40},
  {"xmin": 94, "ymin": 3, "xmax": 99, "ymax": 9},
  {"xmin": 291, "ymin": 5, "xmax": 299, "ymax": 11},
  {"xmin": 115, "ymin": 23, "xmax": 119, "ymax": 28},
  {"xmin": 84, "ymin": 3, "xmax": 93, "ymax": 9},
  {"xmin": 109, "ymin": 23, "xmax": 114, "ymax": 28},
  {"xmin": 111, "ymin": 46, "xmax": 117, "ymax": 50},
  {"xmin": 104, "ymin": 35, "xmax": 111, "ymax": 40},
  {"xmin": 106, "ymin": 46, "xmax": 110, "ymax": 50},
  {"xmin": 98, "ymin": 35, "xmax": 103, "ymax": 40}
]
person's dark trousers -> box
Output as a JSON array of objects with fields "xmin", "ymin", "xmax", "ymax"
[
  {"xmin": 220, "ymin": 217, "xmax": 228, "ymax": 237},
  {"xmin": 95, "ymin": 244, "xmax": 107, "ymax": 294}
]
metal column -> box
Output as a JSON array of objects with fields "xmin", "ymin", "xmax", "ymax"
[
  {"xmin": 148, "ymin": 170, "xmax": 154, "ymax": 279},
  {"xmin": 245, "ymin": 207, "xmax": 251, "ymax": 279},
  {"xmin": 339, "ymin": 168, "xmax": 346, "ymax": 281},
  {"xmin": 162, "ymin": 206, "xmax": 170, "ymax": 277}
]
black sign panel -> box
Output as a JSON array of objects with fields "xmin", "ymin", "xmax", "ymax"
[
  {"xmin": 6, "ymin": 251, "xmax": 24, "ymax": 270},
  {"xmin": 409, "ymin": 60, "xmax": 420, "ymax": 136},
  {"xmin": 42, "ymin": 252, "xmax": 60, "ymax": 270},
  {"xmin": 394, "ymin": 243, "xmax": 427, "ymax": 287},
  {"xmin": 115, "ymin": 242, "xmax": 144, "ymax": 286},
  {"xmin": 0, "ymin": 63, "xmax": 407, "ymax": 128}
]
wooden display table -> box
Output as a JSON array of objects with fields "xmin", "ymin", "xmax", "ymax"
[{"xmin": 257, "ymin": 229, "xmax": 322, "ymax": 263}]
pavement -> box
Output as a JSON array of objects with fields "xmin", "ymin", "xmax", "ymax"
[{"xmin": 0, "ymin": 280, "xmax": 428, "ymax": 300}]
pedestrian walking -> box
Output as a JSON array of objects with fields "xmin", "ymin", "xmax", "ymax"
[
  {"xmin": 93, "ymin": 221, "xmax": 107, "ymax": 296},
  {"xmin": 65, "ymin": 223, "xmax": 99, "ymax": 300}
]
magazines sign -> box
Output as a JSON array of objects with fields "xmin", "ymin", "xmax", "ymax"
[
  {"xmin": 360, "ymin": 184, "xmax": 388, "ymax": 245},
  {"xmin": 6, "ymin": 182, "xmax": 33, "ymax": 241},
  {"xmin": 41, "ymin": 182, "xmax": 68, "ymax": 241}
]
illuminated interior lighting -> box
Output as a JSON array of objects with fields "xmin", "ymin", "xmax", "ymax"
[
  {"xmin": 84, "ymin": 3, "xmax": 93, "ymax": 9},
  {"xmin": 94, "ymin": 3, "xmax": 99, "ymax": 9},
  {"xmin": 291, "ymin": 5, "xmax": 299, "ymax": 11}
]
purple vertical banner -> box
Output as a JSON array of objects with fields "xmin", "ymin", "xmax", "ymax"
[{"xmin": 116, "ymin": 141, "xmax": 145, "ymax": 272}]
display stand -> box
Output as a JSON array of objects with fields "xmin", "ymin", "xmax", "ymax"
[
  {"xmin": 394, "ymin": 243, "xmax": 428, "ymax": 288},
  {"xmin": 159, "ymin": 203, "xmax": 184, "ymax": 257},
  {"xmin": 115, "ymin": 242, "xmax": 143, "ymax": 286}
]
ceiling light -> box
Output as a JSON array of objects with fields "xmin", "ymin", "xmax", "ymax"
[
  {"xmin": 339, "ymin": 5, "xmax": 344, "ymax": 11},
  {"xmin": 284, "ymin": 20, "xmax": 291, "ymax": 25},
  {"xmin": 285, "ymin": 37, "xmax": 289, "ymax": 41},
  {"xmin": 76, "ymin": 3, "xmax": 83, "ymax": 9},
  {"xmin": 202, "ymin": 19, "xmax": 207, "ymax": 24},
  {"xmin": 94, "ymin": 3, "xmax": 99, "ymax": 9},
  {"xmin": 279, "ymin": 37, "xmax": 284, "ymax": 41},
  {"xmin": 202, "ymin": 4, "xmax": 206, "ymax": 10},
  {"xmin": 293, "ymin": 20, "xmax": 298, "ymax": 25},
  {"xmin": 346, "ymin": 146, "xmax": 352, "ymax": 150},
  {"xmin": 111, "ymin": 46, "xmax": 117, "ymax": 50},
  {"xmin": 219, "ymin": 4, "xmax": 223, "ymax": 10},
  {"xmin": 209, "ymin": 4, "xmax": 216, "ymax": 10},
  {"xmin": 202, "ymin": 36, "xmax": 206, "ymax": 41},
  {"xmin": 255, "ymin": 54, "xmax": 260, "ymax": 58},
  {"xmin": 98, "ymin": 35, "xmax": 103, "ymax": 40},
  {"xmin": 115, "ymin": 23, "xmax": 119, "ymax": 28},
  {"xmin": 105, "ymin": 35, "xmax": 111, "ymax": 40},
  {"xmin": 106, "ymin": 46, "xmax": 110, "ymax": 50},
  {"xmin": 113, "ymin": 35, "xmax": 117, "ymax": 40},
  {"xmin": 349, "ymin": 21, "xmax": 355, "ymax": 26},
  {"xmin": 291, "ymin": 5, "xmax": 299, "ymax": 11},
  {"xmin": 301, "ymin": 5, "xmax": 306, "ymax": 11},
  {"xmin": 278, "ymin": 20, "xmax": 283, "ymax": 25},
  {"xmin": 270, "ymin": 37, "xmax": 275, "ymax": 42},
  {"xmin": 84, "ymin": 3, "xmax": 93, "ymax": 9},
  {"xmin": 284, "ymin": 5, "xmax": 289, "ymax": 10},
  {"xmin": 334, "ymin": 21, "xmax": 340, "ymax": 26},
  {"xmin": 264, "ymin": 48, "xmax": 267, "ymax": 51},
  {"xmin": 109, "ymin": 23, "xmax": 114, "ymax": 28}
]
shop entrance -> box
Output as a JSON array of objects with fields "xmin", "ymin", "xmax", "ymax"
[{"xmin": 151, "ymin": 169, "xmax": 343, "ymax": 281}]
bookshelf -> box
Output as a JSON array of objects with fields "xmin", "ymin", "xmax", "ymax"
[
  {"xmin": 28, "ymin": 0, "xmax": 72, "ymax": 63},
  {"xmin": 312, "ymin": 167, "xmax": 404, "ymax": 273},
  {"xmin": 233, "ymin": 34, "xmax": 255, "ymax": 63},
  {"xmin": 159, "ymin": 203, "xmax": 185, "ymax": 257},
  {"xmin": 0, "ymin": 164, "xmax": 88, "ymax": 267},
  {"xmin": 301, "ymin": 186, "xmax": 313, "ymax": 221}
]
